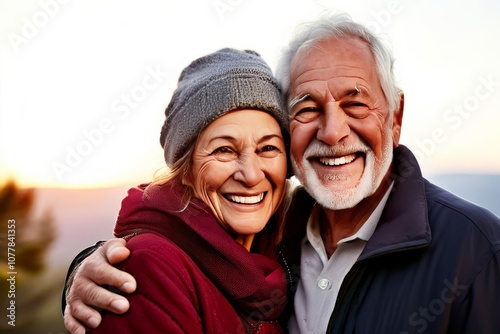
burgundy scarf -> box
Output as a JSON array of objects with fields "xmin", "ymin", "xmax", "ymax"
[{"xmin": 114, "ymin": 182, "xmax": 287, "ymax": 322}]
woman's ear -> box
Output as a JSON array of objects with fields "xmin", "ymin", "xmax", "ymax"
[{"xmin": 182, "ymin": 172, "xmax": 192, "ymax": 188}]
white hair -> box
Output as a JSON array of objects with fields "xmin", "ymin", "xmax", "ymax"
[{"xmin": 276, "ymin": 11, "xmax": 402, "ymax": 113}]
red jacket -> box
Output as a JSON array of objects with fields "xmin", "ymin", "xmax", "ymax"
[{"xmin": 91, "ymin": 183, "xmax": 287, "ymax": 334}]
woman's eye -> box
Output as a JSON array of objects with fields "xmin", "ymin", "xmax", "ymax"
[
  {"xmin": 260, "ymin": 145, "xmax": 281, "ymax": 158},
  {"xmin": 211, "ymin": 146, "xmax": 233, "ymax": 155},
  {"xmin": 210, "ymin": 146, "xmax": 237, "ymax": 161},
  {"xmin": 261, "ymin": 145, "xmax": 278, "ymax": 152}
]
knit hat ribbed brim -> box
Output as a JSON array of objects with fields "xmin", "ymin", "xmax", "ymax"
[{"xmin": 159, "ymin": 48, "xmax": 289, "ymax": 167}]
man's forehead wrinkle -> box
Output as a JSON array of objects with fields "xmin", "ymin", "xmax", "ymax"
[
  {"xmin": 291, "ymin": 64, "xmax": 368, "ymax": 90},
  {"xmin": 293, "ymin": 64, "xmax": 365, "ymax": 79},
  {"xmin": 290, "ymin": 47, "xmax": 376, "ymax": 105},
  {"xmin": 291, "ymin": 74, "xmax": 369, "ymax": 97}
]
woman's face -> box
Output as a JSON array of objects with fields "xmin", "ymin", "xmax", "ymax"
[{"xmin": 188, "ymin": 109, "xmax": 288, "ymax": 237}]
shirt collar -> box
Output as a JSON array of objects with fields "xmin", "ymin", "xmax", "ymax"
[{"xmin": 306, "ymin": 182, "xmax": 394, "ymax": 249}]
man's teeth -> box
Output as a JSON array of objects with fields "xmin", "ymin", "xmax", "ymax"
[
  {"xmin": 228, "ymin": 193, "xmax": 265, "ymax": 204},
  {"xmin": 319, "ymin": 154, "xmax": 356, "ymax": 166}
]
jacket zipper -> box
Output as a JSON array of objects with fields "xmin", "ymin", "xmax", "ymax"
[{"xmin": 325, "ymin": 243, "xmax": 429, "ymax": 333}]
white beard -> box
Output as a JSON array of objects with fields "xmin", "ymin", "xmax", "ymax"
[{"xmin": 292, "ymin": 136, "xmax": 393, "ymax": 210}]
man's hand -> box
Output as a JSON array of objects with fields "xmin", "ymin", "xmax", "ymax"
[{"xmin": 64, "ymin": 238, "xmax": 137, "ymax": 334}]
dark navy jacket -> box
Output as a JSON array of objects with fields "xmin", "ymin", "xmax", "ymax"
[{"xmin": 282, "ymin": 145, "xmax": 500, "ymax": 333}]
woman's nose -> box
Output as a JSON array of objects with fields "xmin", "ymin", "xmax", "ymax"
[{"xmin": 233, "ymin": 153, "xmax": 264, "ymax": 186}]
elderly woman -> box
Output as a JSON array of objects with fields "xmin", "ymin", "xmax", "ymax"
[{"xmin": 69, "ymin": 48, "xmax": 292, "ymax": 333}]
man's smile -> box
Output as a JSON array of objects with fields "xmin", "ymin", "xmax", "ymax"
[{"xmin": 318, "ymin": 153, "xmax": 358, "ymax": 166}]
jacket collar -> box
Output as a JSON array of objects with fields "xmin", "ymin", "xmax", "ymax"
[
  {"xmin": 359, "ymin": 145, "xmax": 431, "ymax": 260},
  {"xmin": 283, "ymin": 145, "xmax": 431, "ymax": 261}
]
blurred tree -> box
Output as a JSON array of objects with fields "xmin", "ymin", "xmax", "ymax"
[
  {"xmin": 0, "ymin": 180, "xmax": 63, "ymax": 333},
  {"xmin": 0, "ymin": 180, "xmax": 56, "ymax": 272}
]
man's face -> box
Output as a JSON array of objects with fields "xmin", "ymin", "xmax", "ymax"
[{"xmin": 288, "ymin": 36, "xmax": 402, "ymax": 210}]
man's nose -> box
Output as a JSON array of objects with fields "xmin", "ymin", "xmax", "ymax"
[{"xmin": 316, "ymin": 102, "xmax": 350, "ymax": 145}]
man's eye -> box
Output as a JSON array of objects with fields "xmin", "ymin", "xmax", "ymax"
[
  {"xmin": 342, "ymin": 102, "xmax": 369, "ymax": 118},
  {"xmin": 293, "ymin": 108, "xmax": 321, "ymax": 123}
]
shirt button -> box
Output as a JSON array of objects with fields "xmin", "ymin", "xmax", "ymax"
[{"xmin": 317, "ymin": 278, "xmax": 331, "ymax": 290}]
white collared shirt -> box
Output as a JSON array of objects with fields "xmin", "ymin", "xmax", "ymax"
[{"xmin": 288, "ymin": 184, "xmax": 393, "ymax": 333}]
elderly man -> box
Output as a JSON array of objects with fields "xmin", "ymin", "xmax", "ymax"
[{"xmin": 64, "ymin": 12, "xmax": 500, "ymax": 334}]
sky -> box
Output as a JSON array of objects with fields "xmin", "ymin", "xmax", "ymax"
[{"xmin": 1, "ymin": 0, "xmax": 499, "ymax": 189}]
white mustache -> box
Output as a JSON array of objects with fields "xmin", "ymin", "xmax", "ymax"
[{"xmin": 303, "ymin": 140, "xmax": 369, "ymax": 159}]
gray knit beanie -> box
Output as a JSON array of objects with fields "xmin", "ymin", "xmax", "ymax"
[{"xmin": 159, "ymin": 48, "xmax": 289, "ymax": 166}]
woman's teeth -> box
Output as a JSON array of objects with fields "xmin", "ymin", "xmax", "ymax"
[{"xmin": 227, "ymin": 193, "xmax": 265, "ymax": 204}]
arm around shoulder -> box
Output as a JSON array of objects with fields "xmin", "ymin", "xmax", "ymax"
[
  {"xmin": 90, "ymin": 233, "xmax": 221, "ymax": 333},
  {"xmin": 62, "ymin": 241, "xmax": 104, "ymax": 313}
]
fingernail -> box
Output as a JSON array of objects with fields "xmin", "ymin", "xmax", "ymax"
[
  {"xmin": 88, "ymin": 317, "xmax": 100, "ymax": 329},
  {"xmin": 121, "ymin": 282, "xmax": 134, "ymax": 293},
  {"xmin": 111, "ymin": 299, "xmax": 128, "ymax": 313}
]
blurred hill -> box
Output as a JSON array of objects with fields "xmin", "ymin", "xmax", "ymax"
[
  {"xmin": 33, "ymin": 185, "xmax": 131, "ymax": 267},
  {"xmin": 427, "ymin": 173, "xmax": 500, "ymax": 217}
]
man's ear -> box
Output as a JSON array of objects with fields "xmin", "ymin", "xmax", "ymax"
[{"xmin": 392, "ymin": 92, "xmax": 404, "ymax": 147}]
